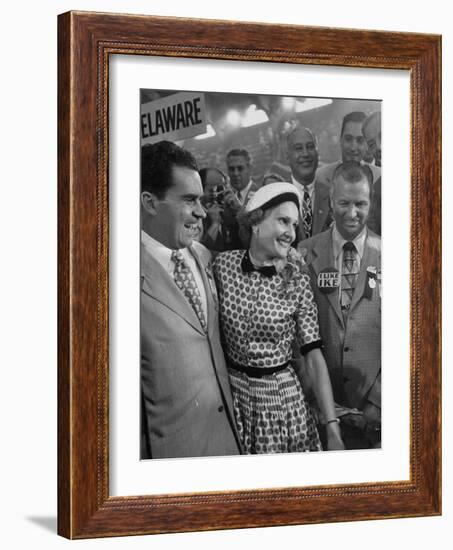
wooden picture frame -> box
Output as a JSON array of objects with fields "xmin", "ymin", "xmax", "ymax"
[{"xmin": 58, "ymin": 10, "xmax": 441, "ymax": 539}]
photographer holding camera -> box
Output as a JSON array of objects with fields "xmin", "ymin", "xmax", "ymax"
[
  {"xmin": 198, "ymin": 168, "xmax": 239, "ymax": 252},
  {"xmin": 199, "ymin": 167, "xmax": 230, "ymax": 251},
  {"xmin": 200, "ymin": 149, "xmax": 260, "ymax": 252}
]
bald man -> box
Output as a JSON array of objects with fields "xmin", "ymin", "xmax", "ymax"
[{"xmin": 286, "ymin": 124, "xmax": 332, "ymax": 240}]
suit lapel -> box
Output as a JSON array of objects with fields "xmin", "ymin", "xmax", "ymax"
[
  {"xmin": 189, "ymin": 245, "xmax": 217, "ymax": 340},
  {"xmin": 141, "ymin": 245, "xmax": 205, "ymax": 335},
  {"xmin": 349, "ymin": 232, "xmax": 381, "ymax": 313},
  {"xmin": 298, "ymin": 212, "xmax": 308, "ymax": 241},
  {"xmin": 310, "ymin": 230, "xmax": 344, "ymax": 327}
]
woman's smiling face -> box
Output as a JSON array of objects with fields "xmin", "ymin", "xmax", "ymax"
[{"xmin": 252, "ymin": 201, "xmax": 299, "ymax": 261}]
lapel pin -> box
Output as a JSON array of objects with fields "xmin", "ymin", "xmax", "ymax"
[{"xmin": 365, "ymin": 266, "xmax": 377, "ymax": 297}]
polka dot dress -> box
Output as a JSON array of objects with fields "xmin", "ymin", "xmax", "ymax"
[{"xmin": 213, "ymin": 249, "xmax": 322, "ymax": 454}]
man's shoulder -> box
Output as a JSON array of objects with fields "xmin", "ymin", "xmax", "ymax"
[
  {"xmin": 314, "ymin": 177, "xmax": 331, "ymax": 196},
  {"xmin": 369, "ymin": 163, "xmax": 381, "ymax": 182},
  {"xmin": 297, "ymin": 230, "xmax": 332, "ymax": 267},
  {"xmin": 366, "ymin": 230, "xmax": 381, "ymax": 253},
  {"xmin": 247, "ymin": 181, "xmax": 261, "ymax": 197},
  {"xmin": 140, "ymin": 242, "xmax": 156, "ymax": 277},
  {"xmin": 315, "ymin": 161, "xmax": 340, "ymax": 183},
  {"xmin": 299, "ymin": 228, "xmax": 331, "ymax": 252}
]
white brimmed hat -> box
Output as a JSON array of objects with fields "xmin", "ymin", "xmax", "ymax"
[{"xmin": 245, "ymin": 182, "xmax": 301, "ymax": 213}]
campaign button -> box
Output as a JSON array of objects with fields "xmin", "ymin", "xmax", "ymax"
[{"xmin": 317, "ymin": 268, "xmax": 340, "ymax": 294}]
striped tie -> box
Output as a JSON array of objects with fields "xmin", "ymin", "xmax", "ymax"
[
  {"xmin": 341, "ymin": 241, "xmax": 359, "ymax": 320},
  {"xmin": 303, "ymin": 189, "xmax": 313, "ymax": 237}
]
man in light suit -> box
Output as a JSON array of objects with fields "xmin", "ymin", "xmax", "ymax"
[
  {"xmin": 286, "ymin": 125, "xmax": 332, "ymax": 241},
  {"xmin": 140, "ymin": 141, "xmax": 241, "ymax": 459},
  {"xmin": 299, "ymin": 161, "xmax": 381, "ymax": 449}
]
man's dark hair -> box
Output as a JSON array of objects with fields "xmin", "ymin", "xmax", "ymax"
[
  {"xmin": 141, "ymin": 141, "xmax": 198, "ymax": 198},
  {"xmin": 340, "ymin": 111, "xmax": 367, "ymax": 137},
  {"xmin": 332, "ymin": 160, "xmax": 373, "ymax": 199},
  {"xmin": 226, "ymin": 148, "xmax": 251, "ymax": 165}
]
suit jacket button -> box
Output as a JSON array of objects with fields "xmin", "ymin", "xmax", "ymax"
[
  {"xmin": 218, "ymin": 405, "xmax": 224, "ymax": 413},
  {"xmin": 344, "ymin": 346, "xmax": 350, "ymax": 352}
]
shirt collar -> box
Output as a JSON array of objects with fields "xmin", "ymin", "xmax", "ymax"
[
  {"xmin": 141, "ymin": 230, "xmax": 189, "ymax": 272},
  {"xmin": 332, "ymin": 225, "xmax": 367, "ymax": 262},
  {"xmin": 237, "ymin": 180, "xmax": 253, "ymax": 203},
  {"xmin": 291, "ymin": 174, "xmax": 315, "ymax": 196}
]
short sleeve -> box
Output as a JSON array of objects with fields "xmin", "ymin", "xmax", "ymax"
[
  {"xmin": 212, "ymin": 252, "xmax": 228, "ymax": 299},
  {"xmin": 296, "ymin": 273, "xmax": 322, "ymax": 355}
]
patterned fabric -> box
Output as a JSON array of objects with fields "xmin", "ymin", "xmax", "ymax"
[
  {"xmin": 341, "ymin": 241, "xmax": 359, "ymax": 320},
  {"xmin": 171, "ymin": 250, "xmax": 207, "ymax": 332},
  {"xmin": 229, "ymin": 366, "xmax": 321, "ymax": 454},
  {"xmin": 213, "ymin": 249, "xmax": 322, "ymax": 454},
  {"xmin": 302, "ymin": 189, "xmax": 313, "ymax": 237}
]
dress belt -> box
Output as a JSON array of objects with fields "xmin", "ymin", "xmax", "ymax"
[{"xmin": 228, "ymin": 360, "xmax": 290, "ymax": 378}]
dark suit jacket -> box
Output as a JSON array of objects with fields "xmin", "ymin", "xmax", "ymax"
[
  {"xmin": 140, "ymin": 241, "xmax": 241, "ymax": 458},
  {"xmin": 299, "ymin": 228, "xmax": 381, "ymax": 410},
  {"xmin": 367, "ymin": 177, "xmax": 381, "ymax": 236}
]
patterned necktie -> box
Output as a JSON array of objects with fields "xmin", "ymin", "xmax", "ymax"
[
  {"xmin": 303, "ymin": 189, "xmax": 313, "ymax": 237},
  {"xmin": 171, "ymin": 250, "xmax": 207, "ymax": 332},
  {"xmin": 341, "ymin": 241, "xmax": 359, "ymax": 320}
]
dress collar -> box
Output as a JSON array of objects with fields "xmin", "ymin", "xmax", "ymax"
[{"xmin": 241, "ymin": 250, "xmax": 277, "ymax": 277}]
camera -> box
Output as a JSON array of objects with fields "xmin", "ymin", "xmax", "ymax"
[{"xmin": 202, "ymin": 184, "xmax": 225, "ymax": 208}]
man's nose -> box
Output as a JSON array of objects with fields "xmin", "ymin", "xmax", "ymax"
[
  {"xmin": 194, "ymin": 200, "xmax": 206, "ymax": 218},
  {"xmin": 347, "ymin": 204, "xmax": 358, "ymax": 217}
]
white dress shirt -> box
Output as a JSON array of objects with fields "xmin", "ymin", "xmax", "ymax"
[{"xmin": 236, "ymin": 180, "xmax": 254, "ymax": 204}]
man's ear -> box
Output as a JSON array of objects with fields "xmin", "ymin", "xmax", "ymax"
[
  {"xmin": 329, "ymin": 192, "xmax": 334, "ymax": 213},
  {"xmin": 141, "ymin": 191, "xmax": 159, "ymax": 215}
]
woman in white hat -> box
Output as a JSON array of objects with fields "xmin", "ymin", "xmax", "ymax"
[{"xmin": 213, "ymin": 182, "xmax": 343, "ymax": 453}]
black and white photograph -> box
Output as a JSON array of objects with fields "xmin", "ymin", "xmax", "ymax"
[{"xmin": 139, "ymin": 89, "xmax": 382, "ymax": 459}]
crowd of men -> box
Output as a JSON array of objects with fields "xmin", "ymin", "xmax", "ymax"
[{"xmin": 140, "ymin": 109, "xmax": 382, "ymax": 458}]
